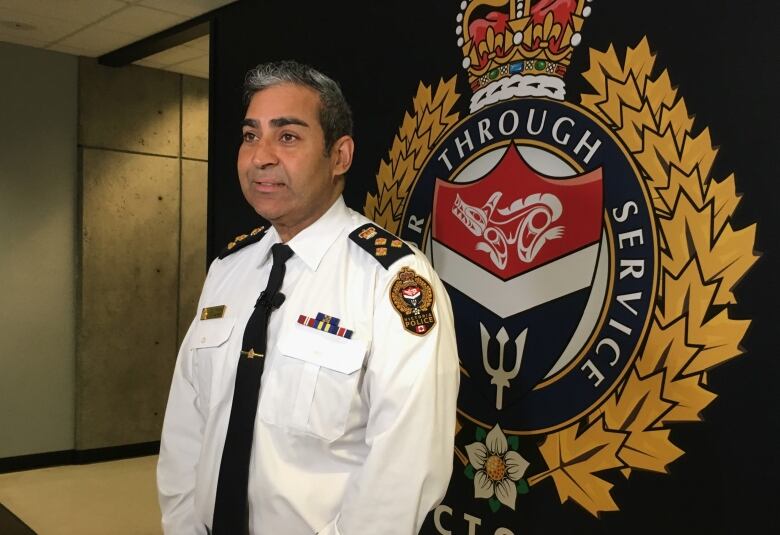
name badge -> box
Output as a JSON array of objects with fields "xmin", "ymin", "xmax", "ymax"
[{"xmin": 200, "ymin": 305, "xmax": 226, "ymax": 320}]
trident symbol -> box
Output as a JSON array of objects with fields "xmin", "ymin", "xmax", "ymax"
[{"xmin": 481, "ymin": 323, "xmax": 527, "ymax": 410}]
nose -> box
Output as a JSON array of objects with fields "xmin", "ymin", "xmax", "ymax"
[{"xmin": 250, "ymin": 138, "xmax": 278, "ymax": 168}]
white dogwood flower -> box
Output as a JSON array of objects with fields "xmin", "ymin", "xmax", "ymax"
[{"xmin": 465, "ymin": 424, "xmax": 530, "ymax": 510}]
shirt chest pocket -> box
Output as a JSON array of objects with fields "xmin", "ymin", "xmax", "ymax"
[
  {"xmin": 191, "ymin": 318, "xmax": 235, "ymax": 412},
  {"xmin": 262, "ymin": 324, "xmax": 366, "ymax": 442}
]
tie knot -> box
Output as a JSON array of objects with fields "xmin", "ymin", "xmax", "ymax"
[{"xmin": 271, "ymin": 243, "xmax": 294, "ymax": 265}]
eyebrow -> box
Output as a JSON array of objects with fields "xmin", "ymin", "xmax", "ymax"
[
  {"xmin": 240, "ymin": 117, "xmax": 310, "ymax": 129},
  {"xmin": 271, "ymin": 116, "xmax": 309, "ymax": 128}
]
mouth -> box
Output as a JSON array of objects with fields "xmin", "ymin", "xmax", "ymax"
[{"xmin": 251, "ymin": 179, "xmax": 286, "ymax": 193}]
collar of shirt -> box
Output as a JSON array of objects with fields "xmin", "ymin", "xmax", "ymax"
[{"xmin": 258, "ymin": 196, "xmax": 352, "ymax": 272}]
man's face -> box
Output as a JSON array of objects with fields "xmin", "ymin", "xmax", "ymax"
[{"xmin": 237, "ymin": 83, "xmax": 353, "ymax": 241}]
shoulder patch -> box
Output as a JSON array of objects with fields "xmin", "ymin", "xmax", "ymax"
[
  {"xmin": 349, "ymin": 223, "xmax": 413, "ymax": 269},
  {"xmin": 218, "ymin": 226, "xmax": 267, "ymax": 259},
  {"xmin": 390, "ymin": 267, "xmax": 437, "ymax": 336}
]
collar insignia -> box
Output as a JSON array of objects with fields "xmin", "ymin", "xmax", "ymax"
[{"xmin": 218, "ymin": 226, "xmax": 266, "ymax": 259}]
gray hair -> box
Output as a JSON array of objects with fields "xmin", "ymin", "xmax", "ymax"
[{"xmin": 243, "ymin": 60, "xmax": 353, "ymax": 153}]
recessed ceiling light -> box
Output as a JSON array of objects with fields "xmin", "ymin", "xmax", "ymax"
[{"xmin": 0, "ymin": 20, "xmax": 36, "ymax": 31}]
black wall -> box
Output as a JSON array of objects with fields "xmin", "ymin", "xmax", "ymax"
[{"xmin": 207, "ymin": 1, "xmax": 779, "ymax": 532}]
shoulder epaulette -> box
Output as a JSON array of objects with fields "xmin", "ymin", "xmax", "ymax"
[
  {"xmin": 218, "ymin": 226, "xmax": 267, "ymax": 259},
  {"xmin": 349, "ymin": 223, "xmax": 413, "ymax": 269}
]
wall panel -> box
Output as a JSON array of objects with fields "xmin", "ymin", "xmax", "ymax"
[
  {"xmin": 0, "ymin": 43, "xmax": 77, "ymax": 458},
  {"xmin": 182, "ymin": 77, "xmax": 209, "ymax": 161},
  {"xmin": 74, "ymin": 59, "xmax": 209, "ymax": 452},
  {"xmin": 178, "ymin": 159, "xmax": 208, "ymax": 347},
  {"xmin": 78, "ymin": 149, "xmax": 179, "ymax": 449},
  {"xmin": 79, "ymin": 59, "xmax": 180, "ymax": 157}
]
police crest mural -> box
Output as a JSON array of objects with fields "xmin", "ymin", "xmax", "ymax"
[{"xmin": 365, "ymin": 0, "xmax": 757, "ymax": 531}]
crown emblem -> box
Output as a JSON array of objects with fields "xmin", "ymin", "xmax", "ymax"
[
  {"xmin": 456, "ymin": 0, "xmax": 594, "ymax": 111},
  {"xmin": 399, "ymin": 268, "xmax": 415, "ymax": 282}
]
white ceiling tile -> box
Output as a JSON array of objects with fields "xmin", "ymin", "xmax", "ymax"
[
  {"xmin": 169, "ymin": 65, "xmax": 208, "ymax": 79},
  {"xmin": 139, "ymin": 44, "xmax": 203, "ymax": 66},
  {"xmin": 173, "ymin": 53, "xmax": 209, "ymax": 69},
  {"xmin": 167, "ymin": 54, "xmax": 208, "ymax": 78},
  {"xmin": 98, "ymin": 5, "xmax": 186, "ymax": 35},
  {"xmin": 183, "ymin": 34, "xmax": 208, "ymax": 53},
  {"xmin": 0, "ymin": 7, "xmax": 82, "ymax": 44},
  {"xmin": 56, "ymin": 25, "xmax": 140, "ymax": 56},
  {"xmin": 0, "ymin": 0, "xmax": 126, "ymax": 25},
  {"xmin": 134, "ymin": 57, "xmax": 167, "ymax": 67},
  {"xmin": 0, "ymin": 1, "xmax": 214, "ymax": 77},
  {"xmin": 137, "ymin": 0, "xmax": 234, "ymax": 18}
]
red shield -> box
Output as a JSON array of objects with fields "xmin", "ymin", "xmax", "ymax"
[{"xmin": 433, "ymin": 145, "xmax": 603, "ymax": 280}]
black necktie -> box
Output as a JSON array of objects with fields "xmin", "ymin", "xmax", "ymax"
[{"xmin": 212, "ymin": 243, "xmax": 294, "ymax": 534}]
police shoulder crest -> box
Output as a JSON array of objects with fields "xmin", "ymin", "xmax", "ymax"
[
  {"xmin": 218, "ymin": 226, "xmax": 266, "ymax": 259},
  {"xmin": 390, "ymin": 267, "xmax": 436, "ymax": 336},
  {"xmin": 349, "ymin": 223, "xmax": 412, "ymax": 269}
]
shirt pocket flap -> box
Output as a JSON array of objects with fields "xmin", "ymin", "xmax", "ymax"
[
  {"xmin": 278, "ymin": 324, "xmax": 366, "ymax": 374},
  {"xmin": 191, "ymin": 318, "xmax": 234, "ymax": 349}
]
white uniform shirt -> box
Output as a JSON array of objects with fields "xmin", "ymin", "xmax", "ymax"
[{"xmin": 157, "ymin": 197, "xmax": 460, "ymax": 534}]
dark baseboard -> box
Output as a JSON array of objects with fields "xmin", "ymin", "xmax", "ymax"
[
  {"xmin": 72, "ymin": 441, "xmax": 160, "ymax": 464},
  {"xmin": 0, "ymin": 450, "xmax": 73, "ymax": 474},
  {"xmin": 0, "ymin": 441, "xmax": 160, "ymax": 474}
]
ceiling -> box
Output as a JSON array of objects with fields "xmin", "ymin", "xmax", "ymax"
[{"xmin": 0, "ymin": 0, "xmax": 236, "ymax": 78}]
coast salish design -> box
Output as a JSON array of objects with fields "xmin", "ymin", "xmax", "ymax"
[{"xmin": 366, "ymin": 0, "xmax": 757, "ymax": 528}]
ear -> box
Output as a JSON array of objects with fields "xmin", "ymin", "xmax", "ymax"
[{"xmin": 330, "ymin": 135, "xmax": 354, "ymax": 177}]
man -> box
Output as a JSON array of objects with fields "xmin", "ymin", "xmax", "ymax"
[{"xmin": 157, "ymin": 60, "xmax": 460, "ymax": 534}]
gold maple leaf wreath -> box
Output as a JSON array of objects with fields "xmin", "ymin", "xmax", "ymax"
[{"xmin": 366, "ymin": 38, "xmax": 757, "ymax": 517}]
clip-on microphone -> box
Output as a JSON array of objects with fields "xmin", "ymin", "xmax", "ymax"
[{"xmin": 257, "ymin": 291, "xmax": 286, "ymax": 311}]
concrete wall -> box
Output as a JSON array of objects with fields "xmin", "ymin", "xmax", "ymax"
[
  {"xmin": 0, "ymin": 46, "xmax": 208, "ymax": 458},
  {"xmin": 76, "ymin": 59, "xmax": 208, "ymax": 450},
  {"xmin": 0, "ymin": 43, "xmax": 78, "ymax": 458}
]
